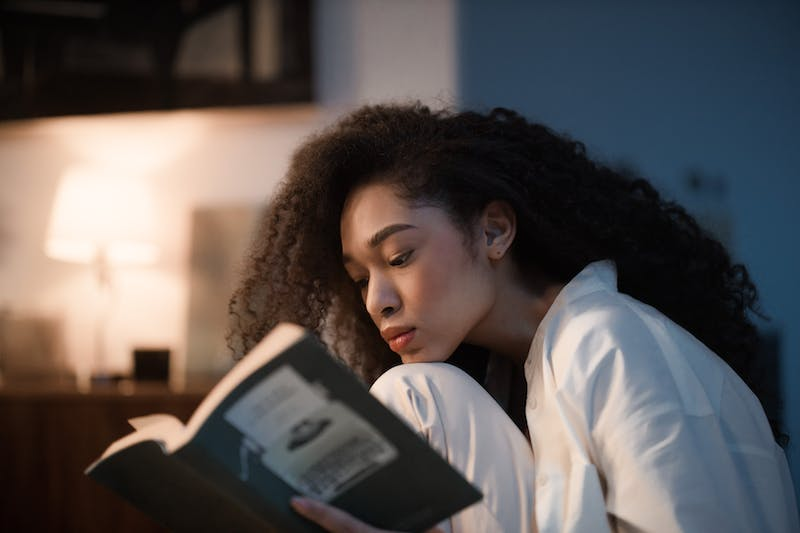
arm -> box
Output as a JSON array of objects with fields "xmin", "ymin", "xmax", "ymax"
[{"xmin": 554, "ymin": 303, "xmax": 779, "ymax": 531}]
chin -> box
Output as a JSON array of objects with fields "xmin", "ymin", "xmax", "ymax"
[{"xmin": 399, "ymin": 349, "xmax": 448, "ymax": 365}]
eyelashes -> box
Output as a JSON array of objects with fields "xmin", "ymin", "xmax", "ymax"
[
  {"xmin": 351, "ymin": 250, "xmax": 414, "ymax": 295},
  {"xmin": 389, "ymin": 250, "xmax": 413, "ymax": 267}
]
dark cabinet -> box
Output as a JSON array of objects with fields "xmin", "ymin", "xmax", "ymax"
[{"xmin": 0, "ymin": 385, "xmax": 207, "ymax": 532}]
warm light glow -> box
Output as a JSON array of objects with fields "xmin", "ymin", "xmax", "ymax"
[
  {"xmin": 45, "ymin": 167, "xmax": 159, "ymax": 265},
  {"xmin": 42, "ymin": 111, "xmax": 207, "ymax": 176}
]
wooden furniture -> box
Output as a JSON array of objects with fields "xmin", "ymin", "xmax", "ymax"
[{"xmin": 0, "ymin": 384, "xmax": 208, "ymax": 532}]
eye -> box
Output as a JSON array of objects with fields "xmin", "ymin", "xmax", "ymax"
[{"xmin": 388, "ymin": 250, "xmax": 413, "ymax": 267}]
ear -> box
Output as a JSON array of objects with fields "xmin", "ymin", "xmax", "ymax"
[{"xmin": 480, "ymin": 201, "xmax": 516, "ymax": 261}]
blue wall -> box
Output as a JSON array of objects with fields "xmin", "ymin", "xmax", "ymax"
[{"xmin": 458, "ymin": 0, "xmax": 800, "ymax": 501}]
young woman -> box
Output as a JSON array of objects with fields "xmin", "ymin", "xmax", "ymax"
[{"xmin": 227, "ymin": 104, "xmax": 798, "ymax": 532}]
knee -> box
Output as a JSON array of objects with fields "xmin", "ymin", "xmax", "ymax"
[
  {"xmin": 370, "ymin": 362, "xmax": 480, "ymax": 406},
  {"xmin": 370, "ymin": 363, "xmax": 486, "ymax": 432}
]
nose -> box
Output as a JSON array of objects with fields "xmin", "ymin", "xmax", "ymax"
[{"xmin": 364, "ymin": 272, "xmax": 400, "ymax": 319}]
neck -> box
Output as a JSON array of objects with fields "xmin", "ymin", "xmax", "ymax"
[{"xmin": 468, "ymin": 261, "xmax": 564, "ymax": 364}]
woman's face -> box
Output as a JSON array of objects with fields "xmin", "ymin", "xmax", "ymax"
[{"xmin": 340, "ymin": 182, "xmax": 497, "ymax": 363}]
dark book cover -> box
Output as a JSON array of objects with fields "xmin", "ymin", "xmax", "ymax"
[{"xmin": 87, "ymin": 324, "xmax": 482, "ymax": 532}]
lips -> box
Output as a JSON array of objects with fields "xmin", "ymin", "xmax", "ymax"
[{"xmin": 381, "ymin": 327, "xmax": 416, "ymax": 353}]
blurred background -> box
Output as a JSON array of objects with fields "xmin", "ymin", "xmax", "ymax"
[{"xmin": 0, "ymin": 0, "xmax": 797, "ymax": 530}]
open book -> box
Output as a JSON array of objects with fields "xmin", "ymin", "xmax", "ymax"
[{"xmin": 86, "ymin": 323, "xmax": 482, "ymax": 532}]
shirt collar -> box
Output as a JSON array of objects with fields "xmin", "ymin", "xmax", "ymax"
[
  {"xmin": 524, "ymin": 260, "xmax": 618, "ymax": 375},
  {"xmin": 552, "ymin": 260, "xmax": 618, "ymax": 307}
]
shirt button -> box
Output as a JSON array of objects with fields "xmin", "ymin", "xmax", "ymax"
[
  {"xmin": 528, "ymin": 397, "xmax": 537, "ymax": 409},
  {"xmin": 537, "ymin": 474, "xmax": 548, "ymax": 487}
]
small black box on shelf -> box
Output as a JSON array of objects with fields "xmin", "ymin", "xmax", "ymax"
[{"xmin": 133, "ymin": 348, "xmax": 170, "ymax": 382}]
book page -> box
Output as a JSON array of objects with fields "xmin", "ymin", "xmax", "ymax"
[
  {"xmin": 88, "ymin": 413, "xmax": 184, "ymax": 468},
  {"xmin": 223, "ymin": 366, "xmax": 398, "ymax": 501},
  {"xmin": 128, "ymin": 414, "xmax": 184, "ymax": 431}
]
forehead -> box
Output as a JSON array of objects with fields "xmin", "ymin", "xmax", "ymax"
[{"xmin": 340, "ymin": 182, "xmax": 411, "ymax": 234}]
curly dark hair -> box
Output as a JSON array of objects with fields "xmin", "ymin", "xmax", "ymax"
[{"xmin": 228, "ymin": 103, "xmax": 781, "ymax": 442}]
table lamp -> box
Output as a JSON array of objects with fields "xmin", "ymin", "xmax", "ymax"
[{"xmin": 45, "ymin": 167, "xmax": 159, "ymax": 388}]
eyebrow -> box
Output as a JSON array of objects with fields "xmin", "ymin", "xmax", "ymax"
[
  {"xmin": 367, "ymin": 223, "xmax": 416, "ymax": 248},
  {"xmin": 343, "ymin": 223, "xmax": 417, "ymax": 265}
]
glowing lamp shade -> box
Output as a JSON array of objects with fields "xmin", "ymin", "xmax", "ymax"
[{"xmin": 45, "ymin": 169, "xmax": 159, "ymax": 265}]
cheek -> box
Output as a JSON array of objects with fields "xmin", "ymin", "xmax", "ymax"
[
  {"xmin": 407, "ymin": 259, "xmax": 455, "ymax": 306},
  {"xmin": 405, "ymin": 245, "xmax": 491, "ymax": 321}
]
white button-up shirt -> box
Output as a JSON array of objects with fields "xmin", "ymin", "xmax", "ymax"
[{"xmin": 525, "ymin": 261, "xmax": 799, "ymax": 532}]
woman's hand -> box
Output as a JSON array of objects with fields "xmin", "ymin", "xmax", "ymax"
[{"xmin": 290, "ymin": 497, "xmax": 445, "ymax": 533}]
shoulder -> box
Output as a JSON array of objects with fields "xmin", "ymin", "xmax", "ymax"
[{"xmin": 537, "ymin": 287, "xmax": 738, "ymax": 422}]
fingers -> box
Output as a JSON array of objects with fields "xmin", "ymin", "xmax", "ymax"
[{"xmin": 290, "ymin": 496, "xmax": 380, "ymax": 533}]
